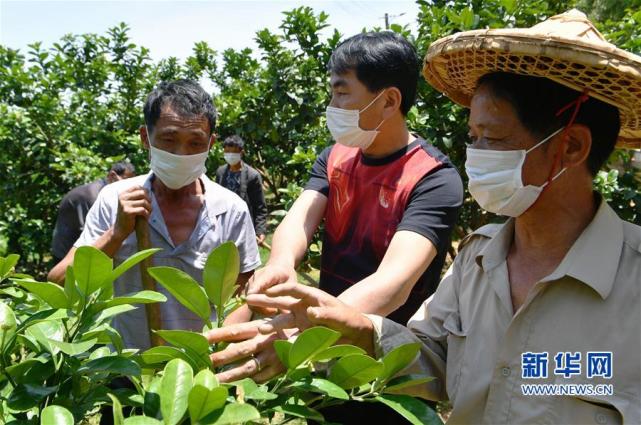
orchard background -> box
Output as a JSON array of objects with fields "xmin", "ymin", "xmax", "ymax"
[{"xmin": 1, "ymin": 0, "xmax": 640, "ymax": 277}]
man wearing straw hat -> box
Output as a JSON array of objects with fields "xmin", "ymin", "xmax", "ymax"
[{"xmin": 210, "ymin": 10, "xmax": 641, "ymax": 423}]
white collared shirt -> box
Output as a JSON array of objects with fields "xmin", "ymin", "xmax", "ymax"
[{"xmin": 75, "ymin": 172, "xmax": 261, "ymax": 350}]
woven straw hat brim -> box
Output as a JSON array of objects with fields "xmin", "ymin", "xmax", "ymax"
[{"xmin": 423, "ymin": 29, "xmax": 641, "ymax": 149}]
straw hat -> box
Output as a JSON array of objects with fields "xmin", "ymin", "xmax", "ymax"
[{"xmin": 423, "ymin": 9, "xmax": 641, "ymax": 149}]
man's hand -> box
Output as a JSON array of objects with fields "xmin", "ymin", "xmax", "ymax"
[
  {"xmin": 248, "ymin": 283, "xmax": 375, "ymax": 355},
  {"xmin": 256, "ymin": 234, "xmax": 266, "ymax": 246},
  {"xmin": 245, "ymin": 263, "xmax": 298, "ymax": 316},
  {"xmin": 246, "ymin": 263, "xmax": 297, "ymax": 295},
  {"xmin": 114, "ymin": 186, "xmax": 152, "ymax": 241},
  {"xmin": 206, "ymin": 320, "xmax": 287, "ymax": 383},
  {"xmin": 205, "ymin": 285, "xmax": 376, "ymax": 384}
]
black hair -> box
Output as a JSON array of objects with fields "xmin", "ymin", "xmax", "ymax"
[
  {"xmin": 328, "ymin": 31, "xmax": 419, "ymax": 115},
  {"xmin": 110, "ymin": 160, "xmax": 135, "ymax": 176},
  {"xmin": 477, "ymin": 72, "xmax": 620, "ymax": 176},
  {"xmin": 223, "ymin": 135, "xmax": 245, "ymax": 150},
  {"xmin": 143, "ymin": 79, "xmax": 217, "ymax": 135}
]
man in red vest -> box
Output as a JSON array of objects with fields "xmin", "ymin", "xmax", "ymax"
[{"xmin": 214, "ymin": 31, "xmax": 463, "ymax": 382}]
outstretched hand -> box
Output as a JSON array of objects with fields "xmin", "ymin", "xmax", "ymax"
[{"xmin": 247, "ymin": 283, "xmax": 375, "ymax": 354}]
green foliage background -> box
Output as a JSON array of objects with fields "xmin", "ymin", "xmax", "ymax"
[{"xmin": 1, "ymin": 0, "xmax": 640, "ymax": 276}]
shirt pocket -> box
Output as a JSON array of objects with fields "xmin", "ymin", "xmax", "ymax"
[
  {"xmin": 551, "ymin": 377, "xmax": 624, "ymax": 425},
  {"xmin": 443, "ymin": 312, "xmax": 467, "ymax": 404}
]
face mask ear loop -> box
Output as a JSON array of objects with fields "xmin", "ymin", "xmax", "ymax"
[
  {"xmin": 522, "ymin": 91, "xmax": 589, "ymax": 216},
  {"xmin": 359, "ymin": 90, "xmax": 386, "ymax": 113},
  {"xmin": 545, "ymin": 90, "xmax": 590, "ymax": 187}
]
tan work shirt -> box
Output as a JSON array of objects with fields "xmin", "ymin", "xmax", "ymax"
[{"xmin": 370, "ymin": 199, "xmax": 641, "ymax": 424}]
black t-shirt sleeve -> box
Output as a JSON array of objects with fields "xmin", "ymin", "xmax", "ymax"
[
  {"xmin": 303, "ymin": 146, "xmax": 333, "ymax": 197},
  {"xmin": 397, "ymin": 165, "xmax": 464, "ymax": 253}
]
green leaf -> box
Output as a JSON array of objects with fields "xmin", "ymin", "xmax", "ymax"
[
  {"xmin": 108, "ymin": 248, "xmax": 162, "ymax": 284},
  {"xmin": 273, "ymin": 339, "xmax": 293, "ymax": 368},
  {"xmin": 288, "ymin": 326, "xmax": 340, "ymax": 369},
  {"xmin": 141, "ymin": 346, "xmax": 196, "ymax": 368},
  {"xmin": 328, "ymin": 354, "xmax": 384, "ymax": 389},
  {"xmin": 95, "ymin": 304, "xmax": 137, "ymax": 323},
  {"xmin": 49, "ymin": 338, "xmax": 97, "ymax": 356},
  {"xmin": 18, "ymin": 308, "xmax": 68, "ymax": 331},
  {"xmin": 0, "ymin": 301, "xmax": 17, "ymax": 346},
  {"xmin": 274, "ymin": 404, "xmax": 324, "ymax": 422},
  {"xmin": 380, "ymin": 343, "xmax": 421, "ymax": 381},
  {"xmin": 78, "ymin": 356, "xmax": 141, "ymax": 376},
  {"xmin": 201, "ymin": 403, "xmax": 260, "ymax": 425},
  {"xmin": 372, "ymin": 394, "xmax": 443, "ymax": 425},
  {"xmin": 102, "ymin": 290, "xmax": 167, "ymax": 309},
  {"xmin": 123, "ymin": 417, "xmax": 163, "ymax": 425},
  {"xmin": 41, "ymin": 405, "xmax": 74, "ymax": 425},
  {"xmin": 6, "ymin": 357, "xmax": 54, "ymax": 384},
  {"xmin": 203, "ymin": 242, "xmax": 240, "ymax": 314},
  {"xmin": 188, "ymin": 385, "xmax": 228, "ymax": 422},
  {"xmin": 193, "ymin": 368, "xmax": 218, "ymax": 390},
  {"xmin": 144, "ymin": 376, "xmax": 162, "ymax": 419},
  {"xmin": 64, "ymin": 266, "xmax": 80, "ymax": 309},
  {"xmin": 14, "ymin": 279, "xmax": 68, "ymax": 309},
  {"xmin": 84, "ymin": 324, "xmax": 124, "ymax": 353},
  {"xmin": 8, "ymin": 384, "xmax": 58, "ymax": 411},
  {"xmin": 312, "ymin": 344, "xmax": 366, "ymax": 362},
  {"xmin": 159, "ymin": 358, "xmax": 193, "ymax": 425},
  {"xmin": 245, "ymin": 385, "xmax": 278, "ymax": 401},
  {"xmin": 290, "ymin": 378, "xmax": 349, "ymax": 400},
  {"xmin": 154, "ymin": 329, "xmax": 211, "ymax": 369},
  {"xmin": 25, "ymin": 320, "xmax": 64, "ymax": 355},
  {"xmin": 148, "ymin": 266, "xmax": 210, "ymax": 321},
  {"xmin": 0, "ymin": 254, "xmax": 19, "ymax": 279},
  {"xmin": 108, "ymin": 393, "xmax": 125, "ymax": 425},
  {"xmin": 74, "ymin": 246, "xmax": 113, "ymax": 295},
  {"xmin": 383, "ymin": 374, "xmax": 435, "ymax": 394},
  {"xmin": 154, "ymin": 330, "xmax": 209, "ymax": 356}
]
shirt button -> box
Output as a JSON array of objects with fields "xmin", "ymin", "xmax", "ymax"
[
  {"xmin": 501, "ymin": 367, "xmax": 511, "ymax": 377},
  {"xmin": 595, "ymin": 413, "xmax": 608, "ymax": 424}
]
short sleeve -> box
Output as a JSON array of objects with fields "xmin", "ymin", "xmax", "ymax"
[
  {"xmin": 73, "ymin": 189, "xmax": 115, "ymax": 248},
  {"xmin": 227, "ymin": 207, "xmax": 261, "ymax": 273},
  {"xmin": 397, "ymin": 165, "xmax": 464, "ymax": 253},
  {"xmin": 304, "ymin": 146, "xmax": 333, "ymax": 197}
]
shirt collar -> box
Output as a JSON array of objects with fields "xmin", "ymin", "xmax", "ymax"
[{"xmin": 475, "ymin": 196, "xmax": 623, "ymax": 300}]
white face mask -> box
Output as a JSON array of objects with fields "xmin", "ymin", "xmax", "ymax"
[
  {"xmin": 224, "ymin": 152, "xmax": 241, "ymax": 166},
  {"xmin": 148, "ymin": 130, "xmax": 209, "ymax": 189},
  {"xmin": 325, "ymin": 90, "xmax": 386, "ymax": 150},
  {"xmin": 465, "ymin": 127, "xmax": 566, "ymax": 217}
]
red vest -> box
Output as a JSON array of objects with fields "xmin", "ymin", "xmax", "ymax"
[{"xmin": 320, "ymin": 143, "xmax": 442, "ymax": 304}]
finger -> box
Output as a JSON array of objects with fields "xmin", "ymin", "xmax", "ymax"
[
  {"xmin": 120, "ymin": 187, "xmax": 148, "ymax": 200},
  {"xmin": 210, "ymin": 333, "xmax": 277, "ymax": 367},
  {"xmin": 247, "ymin": 305, "xmax": 280, "ymax": 316},
  {"xmin": 216, "ymin": 357, "xmax": 260, "ymax": 383},
  {"xmin": 205, "ymin": 320, "xmax": 264, "ymax": 344},
  {"xmin": 263, "ymin": 282, "xmax": 324, "ymax": 300},
  {"xmin": 258, "ymin": 313, "xmax": 296, "ymax": 334},
  {"xmin": 252, "ymin": 352, "xmax": 286, "ymax": 383},
  {"xmin": 247, "ymin": 293, "xmax": 301, "ymax": 311},
  {"xmin": 252, "ymin": 365, "xmax": 285, "ymax": 384},
  {"xmin": 247, "ymin": 269, "xmax": 290, "ymax": 295},
  {"xmin": 123, "ymin": 199, "xmax": 152, "ymax": 212},
  {"xmin": 122, "ymin": 206, "xmax": 151, "ymax": 219}
]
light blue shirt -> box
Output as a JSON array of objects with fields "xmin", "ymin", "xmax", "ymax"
[{"xmin": 75, "ymin": 172, "xmax": 261, "ymax": 350}]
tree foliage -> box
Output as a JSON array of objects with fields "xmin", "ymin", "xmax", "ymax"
[{"xmin": 1, "ymin": 2, "xmax": 640, "ymax": 276}]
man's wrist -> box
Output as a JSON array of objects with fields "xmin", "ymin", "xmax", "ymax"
[
  {"xmin": 353, "ymin": 314, "xmax": 376, "ymax": 357},
  {"xmin": 107, "ymin": 226, "xmax": 129, "ymax": 248},
  {"xmin": 265, "ymin": 256, "xmax": 296, "ymax": 270}
]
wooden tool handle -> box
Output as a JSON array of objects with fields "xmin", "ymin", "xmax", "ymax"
[{"xmin": 135, "ymin": 216, "xmax": 164, "ymax": 347}]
